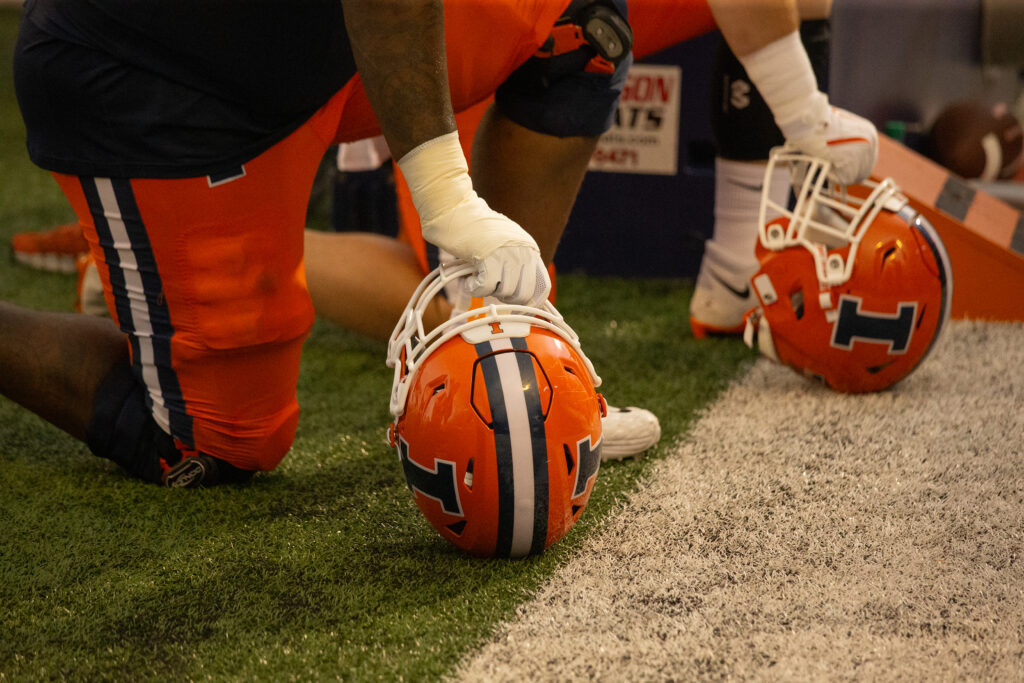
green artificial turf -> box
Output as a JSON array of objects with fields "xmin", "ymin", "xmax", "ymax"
[{"xmin": 0, "ymin": 8, "xmax": 754, "ymax": 680}]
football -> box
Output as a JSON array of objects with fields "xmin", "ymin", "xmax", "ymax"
[{"xmin": 926, "ymin": 100, "xmax": 1024, "ymax": 180}]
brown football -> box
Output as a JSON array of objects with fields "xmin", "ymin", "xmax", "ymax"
[{"xmin": 927, "ymin": 101, "xmax": 1023, "ymax": 180}]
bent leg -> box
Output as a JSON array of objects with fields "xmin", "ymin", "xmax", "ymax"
[
  {"xmin": 0, "ymin": 302, "xmax": 253, "ymax": 484},
  {"xmin": 40, "ymin": 92, "xmax": 347, "ymax": 478},
  {"xmin": 0, "ymin": 302, "xmax": 126, "ymax": 442},
  {"xmin": 305, "ymin": 229, "xmax": 450, "ymax": 341},
  {"xmin": 691, "ymin": 1, "xmax": 833, "ymax": 337}
]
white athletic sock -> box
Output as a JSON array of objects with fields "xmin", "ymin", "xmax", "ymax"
[{"xmin": 707, "ymin": 157, "xmax": 790, "ymax": 272}]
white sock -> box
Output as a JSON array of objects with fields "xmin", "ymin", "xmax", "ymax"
[{"xmin": 707, "ymin": 157, "xmax": 790, "ymax": 272}]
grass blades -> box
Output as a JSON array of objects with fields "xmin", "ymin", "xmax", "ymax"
[
  {"xmin": 0, "ymin": 8, "xmax": 753, "ymax": 679},
  {"xmin": 1, "ymin": 282, "xmax": 752, "ymax": 681}
]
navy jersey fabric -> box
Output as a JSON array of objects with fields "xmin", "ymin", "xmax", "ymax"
[{"xmin": 14, "ymin": 0, "xmax": 356, "ymax": 178}]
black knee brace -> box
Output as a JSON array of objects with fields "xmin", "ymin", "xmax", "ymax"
[
  {"xmin": 711, "ymin": 19, "xmax": 831, "ymax": 161},
  {"xmin": 495, "ymin": 0, "xmax": 632, "ymax": 138}
]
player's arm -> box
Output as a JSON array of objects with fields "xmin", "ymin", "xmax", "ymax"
[
  {"xmin": 340, "ymin": 0, "xmax": 549, "ymax": 306},
  {"xmin": 706, "ymin": 0, "xmax": 800, "ymax": 56},
  {"xmin": 706, "ymin": 0, "xmax": 877, "ymax": 184},
  {"xmin": 340, "ymin": 0, "xmax": 454, "ymax": 160}
]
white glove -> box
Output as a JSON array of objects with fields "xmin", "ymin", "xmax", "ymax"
[
  {"xmin": 469, "ymin": 243, "xmax": 549, "ymax": 304},
  {"xmin": 740, "ymin": 31, "xmax": 879, "ymax": 186},
  {"xmin": 780, "ymin": 93, "xmax": 879, "ymax": 186},
  {"xmin": 398, "ymin": 132, "xmax": 550, "ymax": 307}
]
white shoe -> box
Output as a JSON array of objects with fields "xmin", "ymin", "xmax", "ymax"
[
  {"xmin": 601, "ymin": 405, "xmax": 661, "ymax": 461},
  {"xmin": 11, "ymin": 222, "xmax": 89, "ymax": 274},
  {"xmin": 75, "ymin": 253, "xmax": 109, "ymax": 317},
  {"xmin": 689, "ymin": 242, "xmax": 758, "ymax": 339}
]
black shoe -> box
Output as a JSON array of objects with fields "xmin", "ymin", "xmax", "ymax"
[{"xmin": 163, "ymin": 454, "xmax": 253, "ymax": 488}]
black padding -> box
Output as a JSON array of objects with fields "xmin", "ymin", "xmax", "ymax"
[
  {"xmin": 85, "ymin": 362, "xmax": 181, "ymax": 483},
  {"xmin": 495, "ymin": 0, "xmax": 631, "ymax": 138},
  {"xmin": 711, "ymin": 19, "xmax": 831, "ymax": 161}
]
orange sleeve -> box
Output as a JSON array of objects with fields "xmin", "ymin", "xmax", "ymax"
[{"xmin": 629, "ymin": 0, "xmax": 718, "ymax": 60}]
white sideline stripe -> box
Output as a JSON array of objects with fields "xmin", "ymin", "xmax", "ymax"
[
  {"xmin": 451, "ymin": 320, "xmax": 1024, "ymax": 681},
  {"xmin": 95, "ymin": 178, "xmax": 171, "ymax": 434},
  {"xmin": 492, "ymin": 338, "xmax": 535, "ymax": 558}
]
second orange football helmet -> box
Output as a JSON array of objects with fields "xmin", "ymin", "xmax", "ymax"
[{"xmin": 743, "ymin": 149, "xmax": 953, "ymax": 393}]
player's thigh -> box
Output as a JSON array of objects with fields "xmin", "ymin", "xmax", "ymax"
[{"xmin": 52, "ymin": 109, "xmax": 336, "ymax": 470}]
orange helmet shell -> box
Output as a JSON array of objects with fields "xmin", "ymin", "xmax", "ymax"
[
  {"xmin": 387, "ymin": 262, "xmax": 605, "ymax": 557},
  {"xmin": 749, "ymin": 194, "xmax": 952, "ymax": 393}
]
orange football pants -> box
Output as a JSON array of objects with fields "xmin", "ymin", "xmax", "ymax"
[{"xmin": 53, "ymin": 84, "xmax": 357, "ymax": 471}]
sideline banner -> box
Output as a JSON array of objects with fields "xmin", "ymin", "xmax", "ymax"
[{"xmin": 589, "ymin": 64, "xmax": 681, "ymax": 176}]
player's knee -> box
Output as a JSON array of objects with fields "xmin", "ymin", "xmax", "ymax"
[
  {"xmin": 85, "ymin": 362, "xmax": 183, "ymax": 483},
  {"xmin": 85, "ymin": 362, "xmax": 260, "ymax": 485},
  {"xmin": 226, "ymin": 407, "xmax": 300, "ymax": 473},
  {"xmin": 711, "ymin": 19, "xmax": 831, "ymax": 161}
]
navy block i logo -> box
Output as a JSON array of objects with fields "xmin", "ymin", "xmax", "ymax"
[
  {"xmin": 397, "ymin": 437, "xmax": 462, "ymax": 516},
  {"xmin": 831, "ymin": 295, "xmax": 917, "ymax": 354}
]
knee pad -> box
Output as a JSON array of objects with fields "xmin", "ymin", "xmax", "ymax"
[
  {"xmin": 86, "ymin": 362, "xmax": 255, "ymax": 485},
  {"xmin": 86, "ymin": 361, "xmax": 182, "ymax": 483},
  {"xmin": 711, "ymin": 19, "xmax": 831, "ymax": 161},
  {"xmin": 495, "ymin": 0, "xmax": 632, "ymax": 138}
]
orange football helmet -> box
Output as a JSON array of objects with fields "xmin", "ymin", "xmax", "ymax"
[
  {"xmin": 743, "ymin": 148, "xmax": 953, "ymax": 393},
  {"xmin": 387, "ymin": 262, "xmax": 606, "ymax": 557}
]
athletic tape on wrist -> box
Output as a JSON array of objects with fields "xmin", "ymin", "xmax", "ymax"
[
  {"xmin": 738, "ymin": 30, "xmax": 826, "ymax": 142},
  {"xmin": 396, "ymin": 131, "xmax": 537, "ymax": 260},
  {"xmin": 397, "ymin": 131, "xmax": 473, "ymax": 226}
]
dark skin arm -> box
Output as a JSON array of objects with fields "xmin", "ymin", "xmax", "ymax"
[{"xmin": 340, "ymin": 0, "xmax": 456, "ymax": 161}]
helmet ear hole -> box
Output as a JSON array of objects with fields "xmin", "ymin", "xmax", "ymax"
[
  {"xmin": 470, "ymin": 359, "xmax": 494, "ymax": 427},
  {"xmin": 463, "ymin": 458, "xmax": 474, "ymax": 489},
  {"xmin": 866, "ymin": 360, "xmax": 895, "ymax": 375},
  {"xmin": 789, "ymin": 288, "xmax": 805, "ymax": 320},
  {"xmin": 563, "ymin": 443, "xmax": 575, "ymax": 476}
]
